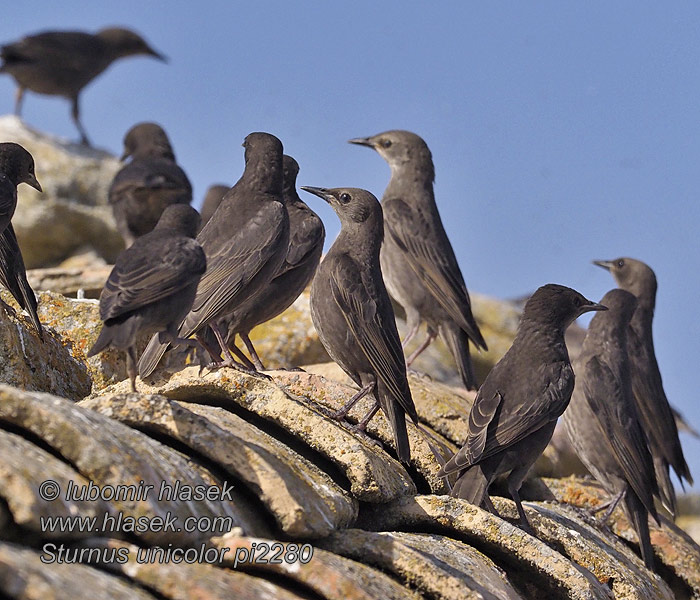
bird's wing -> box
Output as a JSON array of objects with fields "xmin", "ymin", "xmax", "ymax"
[
  {"xmin": 109, "ymin": 162, "xmax": 191, "ymax": 200},
  {"xmin": 383, "ymin": 197, "xmax": 486, "ymax": 349},
  {"xmin": 285, "ymin": 210, "xmax": 324, "ymax": 267},
  {"xmin": 328, "ymin": 253, "xmax": 416, "ymax": 419},
  {"xmin": 476, "ymin": 361, "xmax": 574, "ymax": 461},
  {"xmin": 100, "ymin": 236, "xmax": 205, "ymax": 321},
  {"xmin": 582, "ymin": 356, "xmax": 659, "ymax": 514},
  {"xmin": 0, "ymin": 224, "xmax": 42, "ymax": 338},
  {"xmin": 1, "ymin": 32, "xmax": 98, "ymax": 70},
  {"xmin": 185, "ymin": 199, "xmax": 286, "ymax": 331}
]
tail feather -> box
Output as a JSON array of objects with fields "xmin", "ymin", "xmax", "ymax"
[
  {"xmin": 653, "ymin": 456, "xmax": 677, "ymax": 518},
  {"xmin": 87, "ymin": 325, "xmax": 113, "ymax": 357},
  {"xmin": 378, "ymin": 381, "xmax": 411, "ymax": 463},
  {"xmin": 623, "ymin": 489, "xmax": 655, "ymax": 571},
  {"xmin": 452, "ymin": 465, "xmax": 489, "ymax": 505},
  {"xmin": 439, "ymin": 321, "xmax": 478, "ymax": 391},
  {"xmin": 0, "ymin": 224, "xmax": 43, "ymax": 340},
  {"xmin": 137, "ymin": 332, "xmax": 169, "ymax": 378}
]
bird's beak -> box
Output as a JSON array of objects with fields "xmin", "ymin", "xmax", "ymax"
[
  {"xmin": 25, "ymin": 174, "xmax": 42, "ymax": 192},
  {"xmin": 592, "ymin": 259, "xmax": 614, "ymax": 271},
  {"xmin": 120, "ymin": 151, "xmax": 131, "ymax": 161},
  {"xmin": 300, "ymin": 186, "xmax": 333, "ymax": 204},
  {"xmin": 348, "ymin": 137, "xmax": 374, "ymax": 148},
  {"xmin": 147, "ymin": 46, "xmax": 168, "ymax": 62},
  {"xmin": 581, "ymin": 301, "xmax": 608, "ymax": 315}
]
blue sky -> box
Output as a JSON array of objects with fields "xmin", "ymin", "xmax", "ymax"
[{"xmin": 2, "ymin": 2, "xmax": 699, "ymax": 490}]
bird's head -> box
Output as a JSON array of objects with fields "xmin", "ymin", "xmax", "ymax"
[
  {"xmin": 349, "ymin": 130, "xmax": 434, "ymax": 179},
  {"xmin": 0, "ymin": 142, "xmax": 41, "ymax": 192},
  {"xmin": 155, "ymin": 204, "xmax": 200, "ymax": 238},
  {"xmin": 97, "ymin": 27, "xmax": 167, "ymax": 61},
  {"xmin": 301, "ymin": 186, "xmax": 382, "ymax": 235},
  {"xmin": 593, "ymin": 257, "xmax": 657, "ymax": 300},
  {"xmin": 523, "ymin": 283, "xmax": 607, "ymax": 331},
  {"xmin": 121, "ymin": 122, "xmax": 175, "ymax": 161}
]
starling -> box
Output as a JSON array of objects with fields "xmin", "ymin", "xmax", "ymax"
[
  {"xmin": 302, "ymin": 186, "xmax": 418, "ymax": 463},
  {"xmin": 562, "ymin": 288, "xmax": 659, "ymax": 570},
  {"xmin": 199, "ymin": 184, "xmax": 229, "ymax": 229},
  {"xmin": 439, "ymin": 284, "xmax": 606, "ymax": 531},
  {"xmin": 594, "ymin": 257, "xmax": 693, "ymax": 516},
  {"xmin": 349, "ymin": 130, "xmax": 487, "ymax": 390},
  {"xmin": 0, "ymin": 143, "xmax": 42, "ymax": 336},
  {"xmin": 88, "ymin": 204, "xmax": 205, "ymax": 391},
  {"xmin": 138, "ymin": 132, "xmax": 289, "ymax": 378},
  {"xmin": 214, "ymin": 155, "xmax": 325, "ymax": 369},
  {"xmin": 1, "ymin": 27, "xmax": 166, "ymax": 145},
  {"xmin": 109, "ymin": 122, "xmax": 192, "ymax": 247}
]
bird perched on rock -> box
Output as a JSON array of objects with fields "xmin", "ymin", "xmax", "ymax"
[
  {"xmin": 138, "ymin": 132, "xmax": 289, "ymax": 378},
  {"xmin": 302, "ymin": 186, "xmax": 418, "ymax": 463},
  {"xmin": 212, "ymin": 155, "xmax": 325, "ymax": 370},
  {"xmin": 562, "ymin": 288, "xmax": 659, "ymax": 570},
  {"xmin": 1, "ymin": 27, "xmax": 166, "ymax": 145},
  {"xmin": 109, "ymin": 122, "xmax": 192, "ymax": 247},
  {"xmin": 0, "ymin": 143, "xmax": 42, "ymax": 337},
  {"xmin": 594, "ymin": 257, "xmax": 693, "ymax": 516},
  {"xmin": 349, "ymin": 130, "xmax": 486, "ymax": 391},
  {"xmin": 88, "ymin": 204, "xmax": 206, "ymax": 391},
  {"xmin": 439, "ymin": 284, "xmax": 606, "ymax": 531},
  {"xmin": 199, "ymin": 184, "xmax": 230, "ymax": 230}
]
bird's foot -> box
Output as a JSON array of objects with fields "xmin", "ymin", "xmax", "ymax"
[
  {"xmin": 407, "ymin": 368, "xmax": 432, "ymax": 382},
  {"xmin": 206, "ymin": 358, "xmax": 272, "ymax": 381},
  {"xmin": 0, "ymin": 299, "xmax": 18, "ymax": 320}
]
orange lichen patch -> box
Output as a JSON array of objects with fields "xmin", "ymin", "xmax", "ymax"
[{"xmin": 559, "ymin": 477, "xmax": 602, "ymax": 508}]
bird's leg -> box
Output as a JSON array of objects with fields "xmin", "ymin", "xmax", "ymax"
[
  {"xmin": 14, "ymin": 87, "xmax": 25, "ymax": 117},
  {"xmin": 333, "ymin": 382, "xmax": 375, "ymax": 421},
  {"xmin": 207, "ymin": 323, "xmax": 271, "ymax": 380},
  {"xmin": 125, "ymin": 346, "xmax": 138, "ymax": 392},
  {"xmin": 71, "ymin": 95, "xmax": 91, "ymax": 146},
  {"xmin": 508, "ymin": 482, "xmax": 534, "ymax": 535},
  {"xmin": 482, "ymin": 493, "xmax": 502, "ymax": 518},
  {"xmin": 405, "ymin": 329, "xmax": 437, "ymax": 367},
  {"xmin": 354, "ymin": 400, "xmax": 381, "ymax": 432},
  {"xmin": 229, "ymin": 340, "xmax": 257, "ymax": 371},
  {"xmin": 594, "ymin": 489, "xmax": 626, "ymax": 523},
  {"xmin": 240, "ymin": 333, "xmax": 266, "ymax": 370},
  {"xmin": 401, "ymin": 321, "xmax": 420, "ymax": 349}
]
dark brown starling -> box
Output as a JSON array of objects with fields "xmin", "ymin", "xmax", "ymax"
[
  {"xmin": 213, "ymin": 155, "xmax": 324, "ymax": 370},
  {"xmin": 138, "ymin": 132, "xmax": 289, "ymax": 378},
  {"xmin": 563, "ymin": 288, "xmax": 659, "ymax": 570},
  {"xmin": 1, "ymin": 28, "xmax": 166, "ymax": 145},
  {"xmin": 199, "ymin": 184, "xmax": 229, "ymax": 230},
  {"xmin": 109, "ymin": 122, "xmax": 192, "ymax": 247},
  {"xmin": 302, "ymin": 186, "xmax": 418, "ymax": 463},
  {"xmin": 88, "ymin": 204, "xmax": 205, "ymax": 391},
  {"xmin": 439, "ymin": 284, "xmax": 606, "ymax": 531},
  {"xmin": 0, "ymin": 143, "xmax": 42, "ymax": 336},
  {"xmin": 349, "ymin": 130, "xmax": 487, "ymax": 391},
  {"xmin": 594, "ymin": 257, "xmax": 693, "ymax": 516}
]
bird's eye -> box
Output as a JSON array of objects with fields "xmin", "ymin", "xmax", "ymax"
[
  {"xmin": 617, "ymin": 259, "xmax": 625, "ymax": 268},
  {"xmin": 339, "ymin": 193, "xmax": 351, "ymax": 203},
  {"xmin": 380, "ymin": 139, "xmax": 392, "ymax": 149}
]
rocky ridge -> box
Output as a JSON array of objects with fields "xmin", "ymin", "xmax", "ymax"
[{"xmin": 0, "ymin": 117, "xmax": 699, "ymax": 599}]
